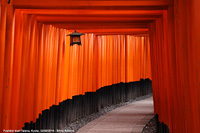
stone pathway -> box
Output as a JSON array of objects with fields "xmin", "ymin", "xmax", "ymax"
[{"xmin": 77, "ymin": 97, "xmax": 154, "ymax": 133}]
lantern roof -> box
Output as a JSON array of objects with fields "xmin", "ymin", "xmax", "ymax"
[{"xmin": 67, "ymin": 30, "xmax": 85, "ymax": 36}]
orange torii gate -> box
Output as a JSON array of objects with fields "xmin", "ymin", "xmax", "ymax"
[{"xmin": 0, "ymin": 0, "xmax": 200, "ymax": 132}]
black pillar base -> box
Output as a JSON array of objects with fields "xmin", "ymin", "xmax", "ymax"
[
  {"xmin": 155, "ymin": 114, "xmax": 170, "ymax": 133},
  {"xmin": 21, "ymin": 78, "xmax": 152, "ymax": 132}
]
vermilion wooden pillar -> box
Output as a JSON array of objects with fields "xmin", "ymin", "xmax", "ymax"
[
  {"xmin": 149, "ymin": 1, "xmax": 200, "ymax": 132},
  {"xmin": 0, "ymin": 2, "xmax": 7, "ymax": 131},
  {"xmin": 1, "ymin": 0, "xmax": 15, "ymax": 130}
]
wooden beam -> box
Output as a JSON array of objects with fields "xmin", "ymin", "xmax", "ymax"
[
  {"xmin": 86, "ymin": 31, "xmax": 148, "ymax": 35},
  {"xmin": 35, "ymin": 15, "xmax": 158, "ymax": 23},
  {"xmin": 13, "ymin": 0, "xmax": 173, "ymax": 9},
  {"xmin": 48, "ymin": 22, "xmax": 150, "ymax": 29},
  {"xmin": 19, "ymin": 9, "xmax": 163, "ymax": 16},
  {"xmin": 68, "ymin": 28, "xmax": 148, "ymax": 33},
  {"xmin": 14, "ymin": 6, "xmax": 168, "ymax": 10}
]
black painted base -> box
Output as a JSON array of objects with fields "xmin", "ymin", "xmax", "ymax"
[
  {"xmin": 21, "ymin": 79, "xmax": 152, "ymax": 132},
  {"xmin": 155, "ymin": 114, "xmax": 170, "ymax": 133}
]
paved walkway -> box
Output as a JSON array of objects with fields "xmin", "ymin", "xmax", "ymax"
[{"xmin": 77, "ymin": 97, "xmax": 154, "ymax": 133}]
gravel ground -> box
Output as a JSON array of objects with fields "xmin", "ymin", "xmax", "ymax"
[
  {"xmin": 64, "ymin": 94, "xmax": 153, "ymax": 133},
  {"xmin": 142, "ymin": 116, "xmax": 157, "ymax": 133}
]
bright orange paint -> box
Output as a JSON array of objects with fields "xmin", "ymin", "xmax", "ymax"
[
  {"xmin": 149, "ymin": 1, "xmax": 200, "ymax": 133},
  {"xmin": 1, "ymin": 0, "xmax": 200, "ymax": 133},
  {"xmin": 0, "ymin": 10, "xmax": 151, "ymax": 131}
]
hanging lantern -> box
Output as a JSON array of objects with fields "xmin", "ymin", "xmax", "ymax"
[{"xmin": 67, "ymin": 30, "xmax": 85, "ymax": 46}]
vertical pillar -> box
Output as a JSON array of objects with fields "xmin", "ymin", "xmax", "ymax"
[
  {"xmin": 0, "ymin": 1, "xmax": 6, "ymax": 130},
  {"xmin": 1, "ymin": 0, "xmax": 15, "ymax": 130}
]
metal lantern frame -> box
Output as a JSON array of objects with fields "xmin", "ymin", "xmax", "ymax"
[{"xmin": 67, "ymin": 30, "xmax": 85, "ymax": 46}]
